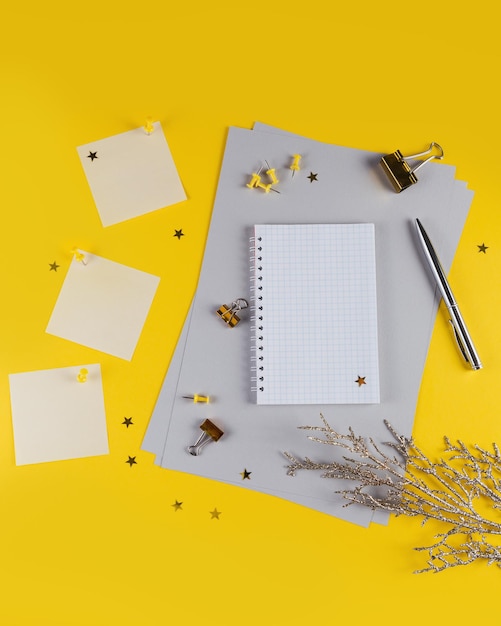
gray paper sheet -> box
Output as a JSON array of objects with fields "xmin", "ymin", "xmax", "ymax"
[{"xmin": 142, "ymin": 125, "xmax": 473, "ymax": 526}]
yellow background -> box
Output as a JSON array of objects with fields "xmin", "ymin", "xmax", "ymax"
[{"xmin": 1, "ymin": 2, "xmax": 500, "ymax": 624}]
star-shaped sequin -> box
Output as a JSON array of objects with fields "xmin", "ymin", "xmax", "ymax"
[
  {"xmin": 477, "ymin": 243, "xmax": 489, "ymax": 253},
  {"xmin": 210, "ymin": 508, "xmax": 221, "ymax": 519},
  {"xmin": 172, "ymin": 500, "xmax": 183, "ymax": 512},
  {"xmin": 87, "ymin": 151, "xmax": 98, "ymax": 161},
  {"xmin": 307, "ymin": 172, "xmax": 318, "ymax": 183},
  {"xmin": 126, "ymin": 456, "xmax": 137, "ymax": 467},
  {"xmin": 122, "ymin": 417, "xmax": 133, "ymax": 428},
  {"xmin": 49, "ymin": 261, "xmax": 60, "ymax": 272},
  {"xmin": 240, "ymin": 468, "xmax": 252, "ymax": 480},
  {"xmin": 355, "ymin": 376, "xmax": 366, "ymax": 387},
  {"xmin": 173, "ymin": 229, "xmax": 184, "ymax": 239}
]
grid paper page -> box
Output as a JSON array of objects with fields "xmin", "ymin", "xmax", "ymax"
[{"xmin": 252, "ymin": 224, "xmax": 380, "ymax": 404}]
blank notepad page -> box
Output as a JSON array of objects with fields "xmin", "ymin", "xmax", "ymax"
[{"xmin": 251, "ymin": 224, "xmax": 380, "ymax": 405}]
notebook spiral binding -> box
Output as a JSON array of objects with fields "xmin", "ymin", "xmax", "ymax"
[{"xmin": 249, "ymin": 235, "xmax": 264, "ymax": 397}]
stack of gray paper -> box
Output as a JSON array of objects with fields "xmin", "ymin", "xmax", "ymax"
[{"xmin": 143, "ymin": 123, "xmax": 474, "ymax": 527}]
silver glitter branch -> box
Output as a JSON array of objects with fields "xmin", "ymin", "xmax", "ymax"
[{"xmin": 284, "ymin": 415, "xmax": 501, "ymax": 573}]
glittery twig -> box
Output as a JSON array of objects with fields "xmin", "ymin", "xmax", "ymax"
[{"xmin": 285, "ymin": 415, "xmax": 501, "ymax": 573}]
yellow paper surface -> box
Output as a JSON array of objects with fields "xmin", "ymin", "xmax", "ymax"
[{"xmin": 1, "ymin": 2, "xmax": 500, "ymax": 624}]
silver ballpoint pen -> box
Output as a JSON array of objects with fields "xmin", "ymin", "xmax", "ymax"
[{"xmin": 415, "ymin": 218, "xmax": 482, "ymax": 370}]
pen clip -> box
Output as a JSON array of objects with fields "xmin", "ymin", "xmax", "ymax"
[
  {"xmin": 448, "ymin": 319, "xmax": 470, "ymax": 364},
  {"xmin": 448, "ymin": 316, "xmax": 482, "ymax": 370}
]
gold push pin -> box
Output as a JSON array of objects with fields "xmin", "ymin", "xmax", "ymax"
[
  {"xmin": 380, "ymin": 142, "xmax": 444, "ymax": 192},
  {"xmin": 183, "ymin": 394, "xmax": 210, "ymax": 403},
  {"xmin": 71, "ymin": 248, "xmax": 87, "ymax": 265},
  {"xmin": 77, "ymin": 368, "xmax": 88, "ymax": 383},
  {"xmin": 216, "ymin": 298, "xmax": 249, "ymax": 327},
  {"xmin": 187, "ymin": 419, "xmax": 224, "ymax": 456},
  {"xmin": 289, "ymin": 154, "xmax": 302, "ymax": 177},
  {"xmin": 144, "ymin": 117, "xmax": 154, "ymax": 134}
]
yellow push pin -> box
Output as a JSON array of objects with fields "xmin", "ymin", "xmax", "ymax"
[
  {"xmin": 144, "ymin": 117, "xmax": 154, "ymax": 135},
  {"xmin": 77, "ymin": 368, "xmax": 88, "ymax": 383},
  {"xmin": 246, "ymin": 172, "xmax": 262, "ymax": 189},
  {"xmin": 71, "ymin": 248, "xmax": 87, "ymax": 265},
  {"xmin": 246, "ymin": 164, "xmax": 279, "ymax": 193},
  {"xmin": 290, "ymin": 154, "xmax": 302, "ymax": 177},
  {"xmin": 183, "ymin": 394, "xmax": 210, "ymax": 403},
  {"xmin": 265, "ymin": 161, "xmax": 279, "ymax": 185},
  {"xmin": 256, "ymin": 181, "xmax": 273, "ymax": 193}
]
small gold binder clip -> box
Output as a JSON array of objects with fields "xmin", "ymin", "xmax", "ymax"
[
  {"xmin": 188, "ymin": 419, "xmax": 224, "ymax": 456},
  {"xmin": 380, "ymin": 142, "xmax": 444, "ymax": 192},
  {"xmin": 216, "ymin": 298, "xmax": 248, "ymax": 328}
]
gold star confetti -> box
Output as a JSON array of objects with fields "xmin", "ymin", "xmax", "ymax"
[
  {"xmin": 210, "ymin": 508, "xmax": 221, "ymax": 519},
  {"xmin": 477, "ymin": 243, "xmax": 489, "ymax": 253},
  {"xmin": 240, "ymin": 468, "xmax": 252, "ymax": 480},
  {"xmin": 355, "ymin": 376, "xmax": 366, "ymax": 387},
  {"xmin": 172, "ymin": 500, "xmax": 183, "ymax": 512},
  {"xmin": 49, "ymin": 261, "xmax": 60, "ymax": 271}
]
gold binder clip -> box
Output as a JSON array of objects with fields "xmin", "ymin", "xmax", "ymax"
[
  {"xmin": 187, "ymin": 419, "xmax": 224, "ymax": 456},
  {"xmin": 216, "ymin": 298, "xmax": 249, "ymax": 327},
  {"xmin": 380, "ymin": 142, "xmax": 444, "ymax": 192}
]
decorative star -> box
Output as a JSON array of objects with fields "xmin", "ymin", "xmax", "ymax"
[
  {"xmin": 307, "ymin": 172, "xmax": 318, "ymax": 183},
  {"xmin": 355, "ymin": 376, "xmax": 366, "ymax": 387},
  {"xmin": 122, "ymin": 417, "xmax": 133, "ymax": 428},
  {"xmin": 240, "ymin": 468, "xmax": 252, "ymax": 480},
  {"xmin": 49, "ymin": 261, "xmax": 60, "ymax": 272},
  {"xmin": 173, "ymin": 229, "xmax": 184, "ymax": 239},
  {"xmin": 172, "ymin": 500, "xmax": 183, "ymax": 512},
  {"xmin": 477, "ymin": 243, "xmax": 489, "ymax": 253},
  {"xmin": 87, "ymin": 151, "xmax": 98, "ymax": 161},
  {"xmin": 210, "ymin": 508, "xmax": 221, "ymax": 519},
  {"xmin": 126, "ymin": 456, "xmax": 137, "ymax": 467}
]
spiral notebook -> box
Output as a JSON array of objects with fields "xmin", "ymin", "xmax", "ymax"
[{"xmin": 251, "ymin": 223, "xmax": 380, "ymax": 405}]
